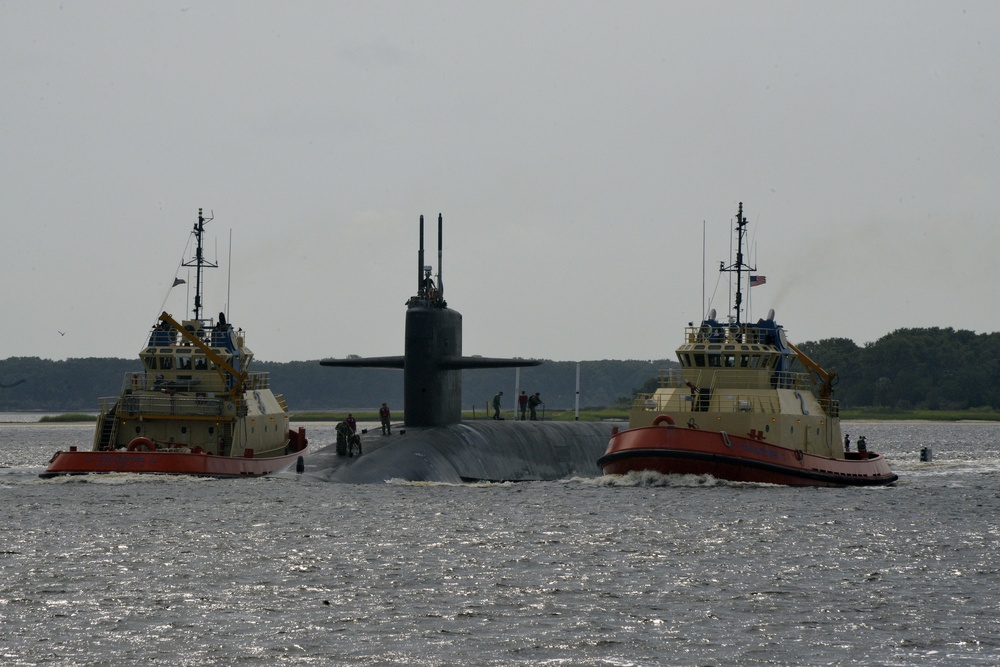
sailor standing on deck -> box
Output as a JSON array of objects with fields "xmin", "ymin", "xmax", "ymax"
[
  {"xmin": 518, "ymin": 391, "xmax": 528, "ymax": 420},
  {"xmin": 844, "ymin": 433, "xmax": 851, "ymax": 452},
  {"xmin": 335, "ymin": 420, "xmax": 351, "ymax": 456},
  {"xmin": 379, "ymin": 403, "xmax": 391, "ymax": 435},
  {"xmin": 528, "ymin": 392, "xmax": 543, "ymax": 421},
  {"xmin": 492, "ymin": 391, "xmax": 503, "ymax": 420},
  {"xmin": 345, "ymin": 413, "xmax": 361, "ymax": 456}
]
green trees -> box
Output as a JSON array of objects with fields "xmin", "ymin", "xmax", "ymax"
[
  {"xmin": 0, "ymin": 356, "xmax": 673, "ymax": 412},
  {"xmin": 798, "ymin": 327, "xmax": 1000, "ymax": 410},
  {"xmin": 3, "ymin": 328, "xmax": 997, "ymax": 411}
]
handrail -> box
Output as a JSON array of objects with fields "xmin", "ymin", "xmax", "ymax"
[
  {"xmin": 653, "ymin": 368, "xmax": 814, "ymax": 392},
  {"xmin": 684, "ymin": 323, "xmax": 779, "ymax": 345},
  {"xmin": 113, "ymin": 393, "xmax": 225, "ymax": 417},
  {"xmin": 637, "ymin": 391, "xmax": 782, "ymax": 414},
  {"xmin": 636, "ymin": 367, "xmax": 835, "ymax": 416},
  {"xmin": 117, "ymin": 371, "xmax": 271, "ymax": 394}
]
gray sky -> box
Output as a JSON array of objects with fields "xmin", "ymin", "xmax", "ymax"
[{"xmin": 4, "ymin": 1, "xmax": 998, "ymax": 363}]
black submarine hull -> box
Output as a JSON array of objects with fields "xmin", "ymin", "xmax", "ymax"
[
  {"xmin": 316, "ymin": 214, "xmax": 615, "ymax": 484},
  {"xmin": 305, "ymin": 421, "xmax": 622, "ymax": 484}
]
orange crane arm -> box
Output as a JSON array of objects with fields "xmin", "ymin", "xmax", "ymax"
[
  {"xmin": 158, "ymin": 312, "xmax": 247, "ymax": 400},
  {"xmin": 788, "ymin": 342, "xmax": 837, "ymax": 401}
]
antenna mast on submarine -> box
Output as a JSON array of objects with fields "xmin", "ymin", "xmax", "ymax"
[
  {"xmin": 437, "ymin": 213, "xmax": 444, "ymax": 300},
  {"xmin": 415, "ymin": 213, "xmax": 445, "ymax": 306},
  {"xmin": 417, "ymin": 214, "xmax": 425, "ymax": 294}
]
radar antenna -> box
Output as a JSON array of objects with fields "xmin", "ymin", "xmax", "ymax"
[
  {"xmin": 181, "ymin": 208, "xmax": 218, "ymax": 322},
  {"xmin": 719, "ymin": 202, "xmax": 755, "ymax": 325}
]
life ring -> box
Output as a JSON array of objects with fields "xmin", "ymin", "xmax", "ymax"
[
  {"xmin": 127, "ymin": 437, "xmax": 156, "ymax": 452},
  {"xmin": 652, "ymin": 414, "xmax": 676, "ymax": 427}
]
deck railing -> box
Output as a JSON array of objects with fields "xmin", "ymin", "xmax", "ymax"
[
  {"xmin": 108, "ymin": 393, "xmax": 225, "ymax": 417},
  {"xmin": 117, "ymin": 371, "xmax": 271, "ymax": 394},
  {"xmin": 637, "ymin": 368, "xmax": 837, "ymax": 416},
  {"xmin": 637, "ymin": 391, "xmax": 783, "ymax": 415},
  {"xmin": 651, "ymin": 368, "xmax": 814, "ymax": 392},
  {"xmin": 683, "ymin": 323, "xmax": 780, "ymax": 345}
]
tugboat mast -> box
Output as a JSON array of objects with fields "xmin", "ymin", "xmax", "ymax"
[
  {"xmin": 181, "ymin": 208, "xmax": 218, "ymax": 322},
  {"xmin": 719, "ymin": 202, "xmax": 755, "ymax": 325}
]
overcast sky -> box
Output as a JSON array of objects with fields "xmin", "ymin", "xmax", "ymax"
[{"xmin": 3, "ymin": 1, "xmax": 998, "ymax": 363}]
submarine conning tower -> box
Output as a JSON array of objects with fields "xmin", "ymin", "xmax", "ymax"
[{"xmin": 320, "ymin": 214, "xmax": 540, "ymax": 427}]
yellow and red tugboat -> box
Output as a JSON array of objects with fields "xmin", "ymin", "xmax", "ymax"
[
  {"xmin": 42, "ymin": 210, "xmax": 307, "ymax": 478},
  {"xmin": 598, "ymin": 203, "xmax": 897, "ymax": 487}
]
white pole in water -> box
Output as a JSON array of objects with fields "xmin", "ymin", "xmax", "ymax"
[{"xmin": 574, "ymin": 362, "xmax": 581, "ymax": 420}]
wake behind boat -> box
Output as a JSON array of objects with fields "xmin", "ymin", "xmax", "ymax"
[
  {"xmin": 42, "ymin": 209, "xmax": 308, "ymax": 478},
  {"xmin": 598, "ymin": 202, "xmax": 897, "ymax": 487}
]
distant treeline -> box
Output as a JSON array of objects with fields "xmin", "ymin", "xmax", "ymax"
[
  {"xmin": 2, "ymin": 327, "xmax": 996, "ymax": 412},
  {"xmin": 0, "ymin": 355, "xmax": 674, "ymax": 412},
  {"xmin": 794, "ymin": 327, "xmax": 1000, "ymax": 411}
]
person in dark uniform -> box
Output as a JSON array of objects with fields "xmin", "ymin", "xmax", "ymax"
[
  {"xmin": 335, "ymin": 420, "xmax": 351, "ymax": 456},
  {"xmin": 528, "ymin": 392, "xmax": 543, "ymax": 421},
  {"xmin": 421, "ymin": 266, "xmax": 436, "ymax": 298},
  {"xmin": 379, "ymin": 403, "xmax": 391, "ymax": 435}
]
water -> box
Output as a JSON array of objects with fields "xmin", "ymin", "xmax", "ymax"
[{"xmin": 2, "ymin": 420, "xmax": 999, "ymax": 666}]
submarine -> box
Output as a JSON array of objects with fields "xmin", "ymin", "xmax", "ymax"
[{"xmin": 310, "ymin": 213, "xmax": 621, "ymax": 484}]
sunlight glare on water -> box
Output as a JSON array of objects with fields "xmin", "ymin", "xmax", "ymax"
[{"xmin": 0, "ymin": 420, "xmax": 998, "ymax": 665}]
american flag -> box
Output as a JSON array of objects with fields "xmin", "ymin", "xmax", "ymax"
[{"xmin": 749, "ymin": 275, "xmax": 766, "ymax": 287}]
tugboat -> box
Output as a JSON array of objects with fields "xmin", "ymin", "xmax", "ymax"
[
  {"xmin": 598, "ymin": 203, "xmax": 897, "ymax": 487},
  {"xmin": 41, "ymin": 210, "xmax": 308, "ymax": 478}
]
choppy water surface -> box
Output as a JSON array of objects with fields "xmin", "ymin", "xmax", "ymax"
[{"xmin": 1, "ymin": 421, "xmax": 999, "ymax": 666}]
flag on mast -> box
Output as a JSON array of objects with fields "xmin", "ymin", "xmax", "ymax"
[
  {"xmin": 749, "ymin": 275, "xmax": 766, "ymax": 287},
  {"xmin": 172, "ymin": 277, "xmax": 186, "ymax": 287}
]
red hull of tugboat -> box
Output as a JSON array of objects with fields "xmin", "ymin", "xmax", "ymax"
[
  {"xmin": 598, "ymin": 420, "xmax": 897, "ymax": 487},
  {"xmin": 41, "ymin": 434, "xmax": 309, "ymax": 479},
  {"xmin": 41, "ymin": 447, "xmax": 307, "ymax": 478}
]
